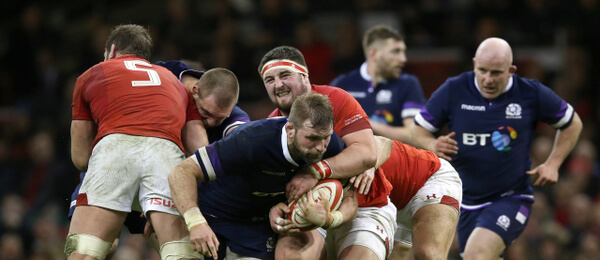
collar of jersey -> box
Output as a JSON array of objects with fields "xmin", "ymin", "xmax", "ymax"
[
  {"xmin": 360, "ymin": 62, "xmax": 388, "ymax": 88},
  {"xmin": 474, "ymin": 74, "xmax": 513, "ymax": 97}
]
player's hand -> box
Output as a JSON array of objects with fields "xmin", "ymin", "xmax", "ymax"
[
  {"xmin": 297, "ymin": 189, "xmax": 331, "ymax": 227},
  {"xmin": 527, "ymin": 163, "xmax": 559, "ymax": 187},
  {"xmin": 189, "ymin": 224, "xmax": 219, "ymax": 260},
  {"xmin": 349, "ymin": 167, "xmax": 374, "ymax": 195},
  {"xmin": 286, "ymin": 170, "xmax": 318, "ymax": 202},
  {"xmin": 432, "ymin": 132, "xmax": 458, "ymax": 161},
  {"xmin": 269, "ymin": 203, "xmax": 299, "ymax": 234}
]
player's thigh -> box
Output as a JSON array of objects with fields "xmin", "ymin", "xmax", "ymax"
[
  {"xmin": 275, "ymin": 230, "xmax": 324, "ymax": 260},
  {"xmin": 69, "ymin": 205, "xmax": 127, "ymax": 242},
  {"xmin": 329, "ymin": 201, "xmax": 397, "ymax": 260},
  {"xmin": 138, "ymin": 136, "xmax": 185, "ymax": 217},
  {"xmin": 462, "ymin": 197, "xmax": 532, "ymax": 259},
  {"xmin": 79, "ymin": 134, "xmax": 147, "ymax": 212},
  {"xmin": 411, "ymin": 203, "xmax": 458, "ymax": 259},
  {"xmin": 339, "ymin": 244, "xmax": 380, "ymax": 260},
  {"xmin": 147, "ymin": 211, "xmax": 188, "ymax": 246},
  {"xmin": 463, "ymin": 227, "xmax": 505, "ymax": 260}
]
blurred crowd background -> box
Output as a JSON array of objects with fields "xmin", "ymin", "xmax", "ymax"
[{"xmin": 0, "ymin": 0, "xmax": 599, "ymax": 259}]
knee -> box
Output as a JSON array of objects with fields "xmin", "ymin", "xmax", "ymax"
[
  {"xmin": 413, "ymin": 246, "xmax": 447, "ymax": 260},
  {"xmin": 389, "ymin": 243, "xmax": 411, "ymax": 260},
  {"xmin": 275, "ymin": 249, "xmax": 304, "ymax": 260},
  {"xmin": 64, "ymin": 234, "xmax": 113, "ymax": 260},
  {"xmin": 462, "ymin": 248, "xmax": 494, "ymax": 260},
  {"xmin": 275, "ymin": 242, "xmax": 309, "ymax": 260},
  {"xmin": 160, "ymin": 236, "xmax": 202, "ymax": 260}
]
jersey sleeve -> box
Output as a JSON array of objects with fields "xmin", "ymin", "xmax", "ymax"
[
  {"xmin": 400, "ymin": 75, "xmax": 426, "ymax": 119},
  {"xmin": 328, "ymin": 88, "xmax": 371, "ymax": 137},
  {"xmin": 414, "ymin": 80, "xmax": 451, "ymax": 133},
  {"xmin": 72, "ymin": 69, "xmax": 93, "ymax": 120},
  {"xmin": 215, "ymin": 106, "xmax": 251, "ymax": 138},
  {"xmin": 535, "ymin": 82, "xmax": 575, "ymax": 129},
  {"xmin": 191, "ymin": 131, "xmax": 248, "ymax": 182}
]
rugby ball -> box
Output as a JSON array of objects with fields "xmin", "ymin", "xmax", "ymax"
[{"xmin": 287, "ymin": 179, "xmax": 343, "ymax": 231}]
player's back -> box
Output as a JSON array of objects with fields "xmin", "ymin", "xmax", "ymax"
[
  {"xmin": 73, "ymin": 55, "xmax": 189, "ymax": 149},
  {"xmin": 382, "ymin": 140, "xmax": 440, "ymax": 209},
  {"xmin": 196, "ymin": 118, "xmax": 345, "ymax": 222}
]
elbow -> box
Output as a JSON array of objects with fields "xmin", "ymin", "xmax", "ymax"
[
  {"xmin": 362, "ymin": 152, "xmax": 377, "ymax": 170},
  {"xmin": 72, "ymin": 158, "xmax": 88, "ymax": 172},
  {"xmin": 564, "ymin": 112, "xmax": 583, "ymax": 137}
]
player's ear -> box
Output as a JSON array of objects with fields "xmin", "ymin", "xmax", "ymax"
[
  {"xmin": 509, "ymin": 65, "xmax": 517, "ymax": 74},
  {"xmin": 368, "ymin": 46, "xmax": 377, "ymax": 60},
  {"xmin": 191, "ymin": 84, "xmax": 201, "ymax": 98},
  {"xmin": 285, "ymin": 122, "xmax": 295, "ymax": 138},
  {"xmin": 106, "ymin": 44, "xmax": 117, "ymax": 60}
]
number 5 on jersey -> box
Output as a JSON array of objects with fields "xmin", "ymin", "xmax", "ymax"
[{"xmin": 124, "ymin": 60, "xmax": 162, "ymax": 87}]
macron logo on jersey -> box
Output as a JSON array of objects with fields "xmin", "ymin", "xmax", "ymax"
[{"xmin": 461, "ymin": 104, "xmax": 486, "ymax": 111}]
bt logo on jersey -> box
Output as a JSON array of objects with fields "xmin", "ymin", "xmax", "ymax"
[{"xmin": 463, "ymin": 126, "xmax": 518, "ymax": 151}]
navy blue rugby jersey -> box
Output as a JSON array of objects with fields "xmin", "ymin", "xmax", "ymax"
[
  {"xmin": 330, "ymin": 62, "xmax": 426, "ymax": 126},
  {"xmin": 206, "ymin": 106, "xmax": 249, "ymax": 143},
  {"xmin": 415, "ymin": 71, "xmax": 574, "ymax": 205},
  {"xmin": 193, "ymin": 117, "xmax": 345, "ymax": 222}
]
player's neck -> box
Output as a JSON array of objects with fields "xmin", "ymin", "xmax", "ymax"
[{"xmin": 366, "ymin": 62, "xmax": 384, "ymax": 88}]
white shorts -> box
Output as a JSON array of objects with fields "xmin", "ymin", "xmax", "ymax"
[
  {"xmin": 394, "ymin": 158, "xmax": 462, "ymax": 245},
  {"xmin": 325, "ymin": 197, "xmax": 397, "ymax": 260},
  {"xmin": 77, "ymin": 134, "xmax": 184, "ymax": 216}
]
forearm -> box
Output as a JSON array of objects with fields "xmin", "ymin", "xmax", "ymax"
[
  {"xmin": 326, "ymin": 129, "xmax": 377, "ymax": 179},
  {"xmin": 338, "ymin": 189, "xmax": 358, "ymax": 223},
  {"xmin": 545, "ymin": 113, "xmax": 583, "ymax": 168},
  {"xmin": 410, "ymin": 123, "xmax": 437, "ymax": 151},
  {"xmin": 370, "ymin": 120, "xmax": 412, "ymax": 144},
  {"xmin": 327, "ymin": 144, "xmax": 376, "ymax": 178},
  {"xmin": 324, "ymin": 189, "xmax": 357, "ymax": 229},
  {"xmin": 168, "ymin": 158, "xmax": 203, "ymax": 214}
]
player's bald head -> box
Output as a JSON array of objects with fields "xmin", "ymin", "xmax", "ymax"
[{"xmin": 474, "ymin": 37, "xmax": 513, "ymax": 66}]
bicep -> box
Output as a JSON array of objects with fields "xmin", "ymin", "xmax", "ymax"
[
  {"xmin": 182, "ymin": 119, "xmax": 209, "ymax": 156},
  {"xmin": 340, "ymin": 129, "xmax": 376, "ymax": 153}
]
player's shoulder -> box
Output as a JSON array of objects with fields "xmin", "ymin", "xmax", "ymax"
[
  {"xmin": 155, "ymin": 60, "xmax": 204, "ymax": 80},
  {"xmin": 330, "ymin": 68, "xmax": 362, "ymax": 86},
  {"xmin": 230, "ymin": 106, "xmax": 250, "ymax": 121},
  {"xmin": 513, "ymin": 74, "xmax": 545, "ymax": 91},
  {"xmin": 225, "ymin": 118, "xmax": 287, "ymax": 151},
  {"xmin": 441, "ymin": 71, "xmax": 473, "ymax": 90},
  {"xmin": 233, "ymin": 117, "xmax": 286, "ymax": 138},
  {"xmin": 312, "ymin": 84, "xmax": 351, "ymax": 97},
  {"xmin": 399, "ymin": 72, "xmax": 419, "ymax": 82},
  {"xmin": 396, "ymin": 72, "xmax": 423, "ymax": 88}
]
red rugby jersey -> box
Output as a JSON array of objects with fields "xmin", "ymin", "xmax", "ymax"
[
  {"xmin": 72, "ymin": 55, "xmax": 201, "ymax": 151},
  {"xmin": 381, "ymin": 140, "xmax": 441, "ymax": 209}
]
